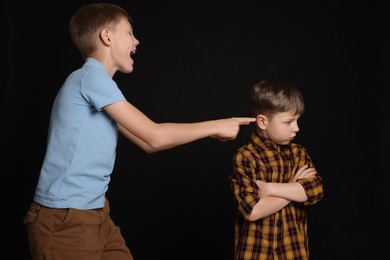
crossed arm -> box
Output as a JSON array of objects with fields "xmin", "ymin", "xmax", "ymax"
[{"xmin": 247, "ymin": 165, "xmax": 316, "ymax": 221}]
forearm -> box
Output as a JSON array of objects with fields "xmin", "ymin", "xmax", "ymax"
[
  {"xmin": 118, "ymin": 125, "xmax": 156, "ymax": 153},
  {"xmin": 145, "ymin": 121, "xmax": 220, "ymax": 149},
  {"xmin": 109, "ymin": 101, "xmax": 221, "ymax": 151},
  {"xmin": 266, "ymin": 182, "xmax": 308, "ymax": 202},
  {"xmin": 107, "ymin": 101, "xmax": 248, "ymax": 151},
  {"xmin": 120, "ymin": 121, "xmax": 220, "ymax": 152},
  {"xmin": 248, "ymin": 197, "xmax": 290, "ymax": 221}
]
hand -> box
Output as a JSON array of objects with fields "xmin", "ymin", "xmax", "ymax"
[
  {"xmin": 291, "ymin": 165, "xmax": 316, "ymax": 182},
  {"xmin": 211, "ymin": 117, "xmax": 256, "ymax": 141}
]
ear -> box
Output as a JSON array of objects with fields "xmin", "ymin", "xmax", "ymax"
[
  {"xmin": 256, "ymin": 114, "xmax": 268, "ymax": 130},
  {"xmin": 100, "ymin": 28, "xmax": 111, "ymax": 45}
]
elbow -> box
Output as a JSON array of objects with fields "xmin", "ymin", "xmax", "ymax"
[
  {"xmin": 248, "ymin": 212, "xmax": 266, "ymax": 222},
  {"xmin": 145, "ymin": 142, "xmax": 167, "ymax": 153},
  {"xmin": 247, "ymin": 208, "xmax": 263, "ymax": 222},
  {"xmin": 133, "ymin": 140, "xmax": 161, "ymax": 154},
  {"xmin": 140, "ymin": 140, "xmax": 166, "ymax": 153},
  {"xmin": 144, "ymin": 132, "xmax": 172, "ymax": 152},
  {"xmin": 141, "ymin": 147, "xmax": 158, "ymax": 154},
  {"xmin": 304, "ymin": 190, "xmax": 324, "ymax": 205},
  {"xmin": 247, "ymin": 214, "xmax": 257, "ymax": 222},
  {"xmin": 307, "ymin": 185, "xmax": 324, "ymax": 203},
  {"xmin": 298, "ymin": 178, "xmax": 324, "ymax": 204},
  {"xmin": 133, "ymin": 138, "xmax": 165, "ymax": 153},
  {"xmin": 134, "ymin": 136, "xmax": 168, "ymax": 153}
]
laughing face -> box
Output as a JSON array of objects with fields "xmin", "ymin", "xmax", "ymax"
[{"xmin": 110, "ymin": 17, "xmax": 139, "ymax": 74}]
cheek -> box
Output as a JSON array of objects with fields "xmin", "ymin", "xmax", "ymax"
[
  {"xmin": 267, "ymin": 125, "xmax": 279, "ymax": 138},
  {"xmin": 272, "ymin": 125, "xmax": 289, "ymax": 137}
]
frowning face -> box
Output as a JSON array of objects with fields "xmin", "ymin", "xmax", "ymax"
[{"xmin": 257, "ymin": 109, "xmax": 300, "ymax": 145}]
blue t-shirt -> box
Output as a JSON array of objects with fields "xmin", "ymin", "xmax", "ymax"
[{"xmin": 34, "ymin": 58, "xmax": 126, "ymax": 209}]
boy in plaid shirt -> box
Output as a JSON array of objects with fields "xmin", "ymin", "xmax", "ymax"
[{"xmin": 231, "ymin": 79, "xmax": 324, "ymax": 259}]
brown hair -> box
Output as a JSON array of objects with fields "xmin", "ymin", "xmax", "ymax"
[
  {"xmin": 250, "ymin": 79, "xmax": 305, "ymax": 118},
  {"xmin": 69, "ymin": 3, "xmax": 132, "ymax": 59}
]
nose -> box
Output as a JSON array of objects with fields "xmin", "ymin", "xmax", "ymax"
[
  {"xmin": 134, "ymin": 36, "xmax": 140, "ymax": 46},
  {"xmin": 293, "ymin": 122, "xmax": 299, "ymax": 133}
]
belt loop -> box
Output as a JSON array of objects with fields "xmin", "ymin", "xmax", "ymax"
[{"xmin": 33, "ymin": 202, "xmax": 42, "ymax": 212}]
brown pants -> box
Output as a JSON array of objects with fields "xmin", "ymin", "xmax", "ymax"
[{"xmin": 24, "ymin": 198, "xmax": 134, "ymax": 260}]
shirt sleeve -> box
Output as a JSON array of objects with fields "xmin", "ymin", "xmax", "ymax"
[
  {"xmin": 80, "ymin": 70, "xmax": 126, "ymax": 111},
  {"xmin": 294, "ymin": 145, "xmax": 324, "ymax": 206},
  {"xmin": 231, "ymin": 148, "xmax": 260, "ymax": 219}
]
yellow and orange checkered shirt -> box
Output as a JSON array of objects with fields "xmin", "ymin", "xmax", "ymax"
[{"xmin": 231, "ymin": 131, "xmax": 324, "ymax": 260}]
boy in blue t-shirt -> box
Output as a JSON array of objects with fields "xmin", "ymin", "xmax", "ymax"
[{"xmin": 24, "ymin": 3, "xmax": 255, "ymax": 260}]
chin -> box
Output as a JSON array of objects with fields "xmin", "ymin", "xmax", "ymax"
[{"xmin": 120, "ymin": 66, "xmax": 134, "ymax": 74}]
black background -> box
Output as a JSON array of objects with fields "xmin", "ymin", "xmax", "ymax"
[{"xmin": 4, "ymin": 1, "xmax": 389, "ymax": 259}]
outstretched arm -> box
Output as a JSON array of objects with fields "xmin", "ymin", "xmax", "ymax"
[{"xmin": 105, "ymin": 100, "xmax": 255, "ymax": 153}]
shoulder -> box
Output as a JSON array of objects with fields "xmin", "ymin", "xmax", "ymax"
[
  {"xmin": 83, "ymin": 68, "xmax": 114, "ymax": 85},
  {"xmin": 78, "ymin": 58, "xmax": 116, "ymax": 85},
  {"xmin": 234, "ymin": 143, "xmax": 260, "ymax": 162},
  {"xmin": 289, "ymin": 143, "xmax": 312, "ymax": 162}
]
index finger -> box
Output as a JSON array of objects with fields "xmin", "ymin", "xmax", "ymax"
[{"xmin": 235, "ymin": 117, "xmax": 256, "ymax": 125}]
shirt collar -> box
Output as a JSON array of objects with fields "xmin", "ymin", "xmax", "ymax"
[{"xmin": 250, "ymin": 131, "xmax": 280, "ymax": 151}]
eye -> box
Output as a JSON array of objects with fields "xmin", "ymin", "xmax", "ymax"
[{"xmin": 285, "ymin": 119, "xmax": 297, "ymax": 125}]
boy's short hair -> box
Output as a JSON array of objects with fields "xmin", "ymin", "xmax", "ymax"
[
  {"xmin": 250, "ymin": 79, "xmax": 305, "ymax": 118},
  {"xmin": 69, "ymin": 3, "xmax": 132, "ymax": 59}
]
